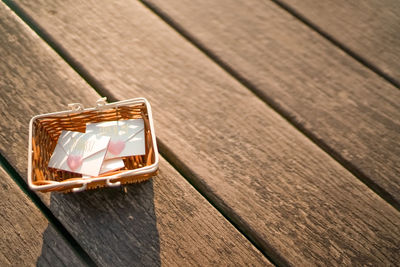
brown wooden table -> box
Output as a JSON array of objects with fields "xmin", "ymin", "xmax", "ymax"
[{"xmin": 0, "ymin": 0, "xmax": 399, "ymax": 266}]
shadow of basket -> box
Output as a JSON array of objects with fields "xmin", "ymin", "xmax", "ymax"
[{"xmin": 36, "ymin": 179, "xmax": 160, "ymax": 266}]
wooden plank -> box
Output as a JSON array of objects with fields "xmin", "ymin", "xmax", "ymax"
[
  {"xmin": 10, "ymin": 0, "xmax": 400, "ymax": 265},
  {"xmin": 0, "ymin": 2, "xmax": 270, "ymax": 266},
  {"xmin": 275, "ymin": 0, "xmax": 400, "ymax": 86},
  {"xmin": 0, "ymin": 166, "xmax": 85, "ymax": 266},
  {"xmin": 137, "ymin": 0, "xmax": 400, "ymax": 207}
]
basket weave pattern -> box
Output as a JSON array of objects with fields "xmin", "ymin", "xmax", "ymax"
[{"xmin": 31, "ymin": 104, "xmax": 156, "ymax": 192}]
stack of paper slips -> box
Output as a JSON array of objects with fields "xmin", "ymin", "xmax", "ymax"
[{"xmin": 48, "ymin": 119, "xmax": 145, "ymax": 177}]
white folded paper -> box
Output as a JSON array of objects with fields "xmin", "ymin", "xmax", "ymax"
[
  {"xmin": 86, "ymin": 119, "xmax": 146, "ymax": 159},
  {"xmin": 99, "ymin": 158, "xmax": 125, "ymax": 174},
  {"xmin": 48, "ymin": 130, "xmax": 111, "ymax": 176},
  {"xmin": 82, "ymin": 158, "xmax": 125, "ymax": 178}
]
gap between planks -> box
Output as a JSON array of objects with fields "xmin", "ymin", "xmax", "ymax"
[
  {"xmin": 156, "ymin": 140, "xmax": 280, "ymax": 265},
  {"xmin": 137, "ymin": 0, "xmax": 400, "ymax": 211},
  {"xmin": 272, "ymin": 0, "xmax": 400, "ymax": 89},
  {"xmin": 269, "ymin": 0, "xmax": 400, "ymax": 90},
  {"xmin": 0, "ymin": 153, "xmax": 97, "ymax": 266},
  {"xmin": 0, "ymin": 165, "xmax": 87, "ymax": 266}
]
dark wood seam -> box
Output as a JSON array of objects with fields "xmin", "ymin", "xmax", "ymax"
[
  {"xmin": 0, "ymin": 153, "xmax": 97, "ymax": 266},
  {"xmin": 269, "ymin": 0, "xmax": 400, "ymax": 89},
  {"xmin": 135, "ymin": 0, "xmax": 400, "ymax": 212}
]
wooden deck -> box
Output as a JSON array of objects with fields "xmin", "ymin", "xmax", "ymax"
[{"xmin": 0, "ymin": 0, "xmax": 399, "ymax": 266}]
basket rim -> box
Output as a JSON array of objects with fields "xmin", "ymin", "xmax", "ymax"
[{"xmin": 27, "ymin": 97, "xmax": 159, "ymax": 192}]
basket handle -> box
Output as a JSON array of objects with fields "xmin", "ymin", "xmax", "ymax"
[
  {"xmin": 106, "ymin": 178, "xmax": 121, "ymax": 188},
  {"xmin": 72, "ymin": 182, "xmax": 88, "ymax": 193},
  {"xmin": 68, "ymin": 103, "xmax": 84, "ymax": 111},
  {"xmin": 95, "ymin": 97, "xmax": 108, "ymax": 109}
]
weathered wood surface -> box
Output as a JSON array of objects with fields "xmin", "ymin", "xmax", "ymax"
[
  {"xmin": 140, "ymin": 0, "xmax": 400, "ymax": 207},
  {"xmin": 0, "ymin": 166, "xmax": 85, "ymax": 267},
  {"xmin": 277, "ymin": 0, "xmax": 400, "ymax": 85},
  {"xmin": 0, "ymin": 3, "xmax": 270, "ymax": 266},
  {"xmin": 11, "ymin": 0, "xmax": 400, "ymax": 265}
]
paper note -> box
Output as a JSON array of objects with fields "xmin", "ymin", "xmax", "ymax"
[
  {"xmin": 48, "ymin": 130, "xmax": 110, "ymax": 176},
  {"xmin": 82, "ymin": 158, "xmax": 125, "ymax": 178},
  {"xmin": 99, "ymin": 158, "xmax": 125, "ymax": 174},
  {"xmin": 86, "ymin": 119, "xmax": 146, "ymax": 159}
]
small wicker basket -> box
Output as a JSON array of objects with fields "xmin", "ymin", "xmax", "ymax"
[{"xmin": 27, "ymin": 97, "xmax": 159, "ymax": 193}]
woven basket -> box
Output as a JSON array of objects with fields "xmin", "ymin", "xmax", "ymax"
[{"xmin": 28, "ymin": 97, "xmax": 159, "ymax": 193}]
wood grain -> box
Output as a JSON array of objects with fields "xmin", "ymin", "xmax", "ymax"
[
  {"xmin": 10, "ymin": 0, "xmax": 400, "ymax": 265},
  {"xmin": 139, "ymin": 0, "xmax": 400, "ymax": 207},
  {"xmin": 0, "ymin": 3, "xmax": 270, "ymax": 266},
  {"xmin": 0, "ymin": 166, "xmax": 85, "ymax": 267},
  {"xmin": 277, "ymin": 0, "xmax": 400, "ymax": 85}
]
